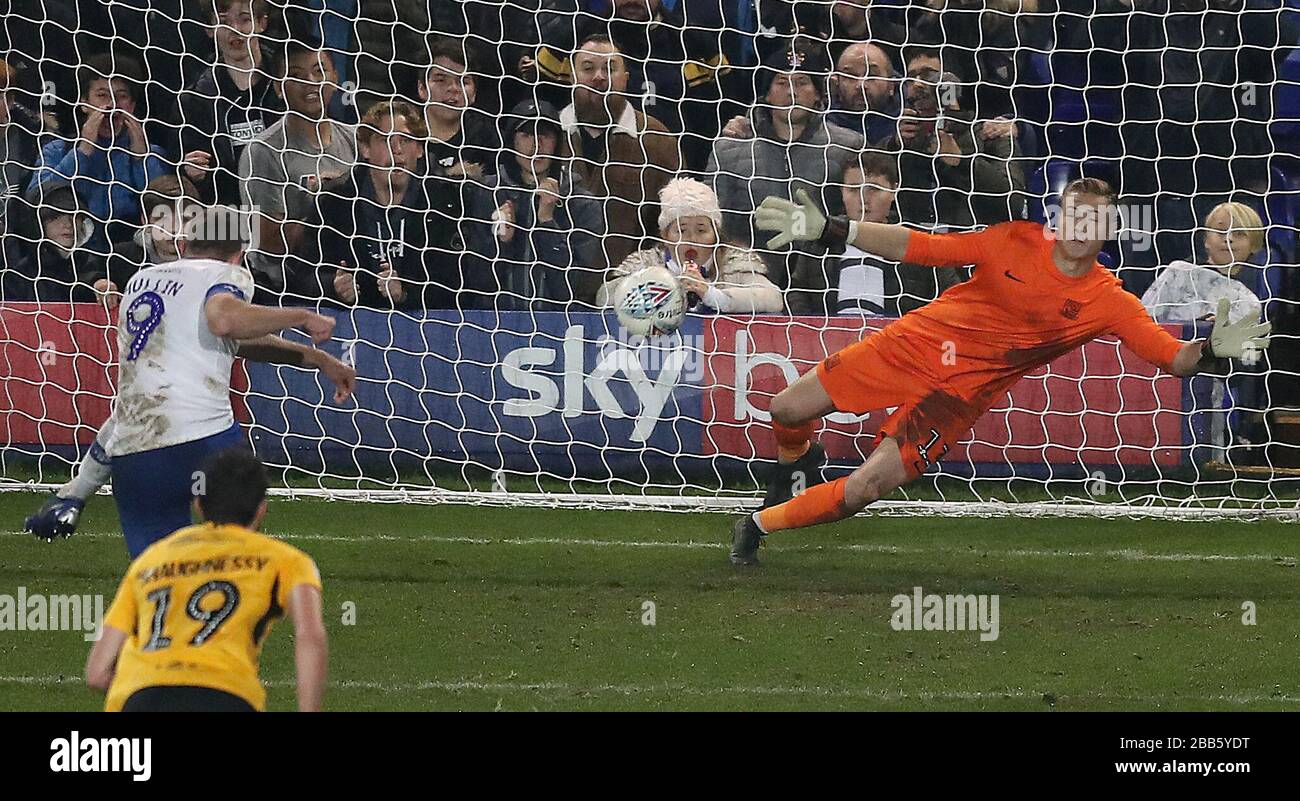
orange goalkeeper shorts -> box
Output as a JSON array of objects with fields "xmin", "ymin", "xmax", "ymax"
[{"xmin": 815, "ymin": 332, "xmax": 991, "ymax": 480}]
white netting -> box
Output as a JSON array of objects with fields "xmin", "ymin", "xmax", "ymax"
[{"xmin": 1, "ymin": 1, "xmax": 1298, "ymax": 518}]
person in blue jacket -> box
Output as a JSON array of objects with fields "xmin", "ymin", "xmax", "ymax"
[{"xmin": 28, "ymin": 53, "xmax": 167, "ymax": 256}]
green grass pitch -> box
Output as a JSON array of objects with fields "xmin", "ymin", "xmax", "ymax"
[{"xmin": 1, "ymin": 491, "xmax": 1297, "ymax": 711}]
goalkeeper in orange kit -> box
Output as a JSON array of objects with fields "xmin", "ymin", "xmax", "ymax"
[{"xmin": 729, "ymin": 178, "xmax": 1272, "ymax": 565}]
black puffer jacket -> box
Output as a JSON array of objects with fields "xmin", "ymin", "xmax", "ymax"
[{"xmin": 3, "ymin": 240, "xmax": 102, "ymax": 303}]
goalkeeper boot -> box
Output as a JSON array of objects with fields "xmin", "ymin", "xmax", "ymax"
[
  {"xmin": 24, "ymin": 495, "xmax": 85, "ymax": 542},
  {"xmin": 762, "ymin": 442, "xmax": 826, "ymax": 509},
  {"xmin": 729, "ymin": 515, "xmax": 764, "ymax": 566}
]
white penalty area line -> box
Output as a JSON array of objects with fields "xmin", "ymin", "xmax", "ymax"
[
  {"xmin": 0, "ymin": 529, "xmax": 1295, "ymax": 565},
  {"xmin": 1, "ymin": 674, "xmax": 1297, "ymax": 707}
]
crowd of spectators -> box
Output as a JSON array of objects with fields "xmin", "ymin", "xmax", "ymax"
[{"xmin": 0, "ymin": 0, "xmax": 1295, "ymax": 328}]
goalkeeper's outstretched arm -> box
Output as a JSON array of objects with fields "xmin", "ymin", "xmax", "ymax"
[
  {"xmin": 1118, "ymin": 298, "xmax": 1271, "ymax": 378},
  {"xmin": 838, "ymin": 219, "xmax": 912, "ymax": 262},
  {"xmin": 1169, "ymin": 340, "xmax": 1214, "ymax": 378},
  {"xmin": 1169, "ymin": 298, "xmax": 1271, "ymax": 377},
  {"xmin": 755, "ymin": 189, "xmax": 912, "ymax": 260}
]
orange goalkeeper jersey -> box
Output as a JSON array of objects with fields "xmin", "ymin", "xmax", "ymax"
[{"xmin": 878, "ymin": 220, "xmax": 1185, "ymax": 404}]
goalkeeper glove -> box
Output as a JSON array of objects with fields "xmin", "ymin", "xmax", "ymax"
[
  {"xmin": 755, "ymin": 189, "xmax": 851, "ymax": 251},
  {"xmin": 1203, "ymin": 297, "xmax": 1271, "ymax": 361}
]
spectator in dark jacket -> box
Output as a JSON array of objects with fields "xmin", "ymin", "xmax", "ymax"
[
  {"xmin": 562, "ymin": 34, "xmax": 682, "ymax": 276},
  {"xmin": 466, "ymin": 0, "xmax": 582, "ymax": 115},
  {"xmin": 907, "ymin": 0, "xmax": 1048, "ymax": 120},
  {"xmin": 0, "ymin": 58, "xmax": 46, "ymax": 240},
  {"xmin": 28, "ymin": 53, "xmax": 167, "ymax": 255},
  {"xmin": 0, "ymin": 58, "xmax": 48, "ymax": 278},
  {"xmin": 710, "ymin": 39, "xmax": 863, "ymax": 287},
  {"xmin": 465, "ymin": 100, "xmax": 605, "ymax": 310},
  {"xmin": 533, "ymin": 0, "xmax": 736, "ymax": 171},
  {"xmin": 827, "ymin": 41, "xmax": 901, "ymax": 146},
  {"xmin": 418, "ymin": 37, "xmax": 501, "ymax": 180},
  {"xmin": 758, "ymin": 0, "xmax": 910, "ymax": 65},
  {"xmin": 2, "ymin": 184, "xmax": 102, "ymax": 303},
  {"xmin": 166, "ymin": 0, "xmax": 284, "ymax": 206},
  {"xmin": 310, "ymin": 101, "xmax": 464, "ymax": 310}
]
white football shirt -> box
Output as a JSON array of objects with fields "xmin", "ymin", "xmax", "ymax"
[{"xmin": 106, "ymin": 258, "xmax": 255, "ymax": 457}]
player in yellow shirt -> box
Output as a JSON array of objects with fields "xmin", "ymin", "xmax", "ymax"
[{"xmin": 85, "ymin": 447, "xmax": 327, "ymax": 712}]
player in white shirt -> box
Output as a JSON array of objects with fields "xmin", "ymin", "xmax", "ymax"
[
  {"xmin": 26, "ymin": 206, "xmax": 355, "ymax": 557},
  {"xmin": 26, "ymin": 190, "xmax": 194, "ymax": 543}
]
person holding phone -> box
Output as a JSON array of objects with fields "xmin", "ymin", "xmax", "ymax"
[
  {"xmin": 873, "ymin": 66, "xmax": 1027, "ymax": 231},
  {"xmin": 28, "ymin": 53, "xmax": 168, "ymax": 255}
]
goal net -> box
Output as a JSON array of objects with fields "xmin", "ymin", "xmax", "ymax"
[{"xmin": 1, "ymin": 1, "xmax": 1298, "ymax": 519}]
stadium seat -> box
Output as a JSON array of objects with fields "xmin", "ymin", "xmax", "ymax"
[
  {"xmin": 1015, "ymin": 120, "xmax": 1043, "ymax": 162},
  {"xmin": 1042, "ymin": 50, "xmax": 1122, "ymax": 160},
  {"xmin": 1015, "ymin": 51, "xmax": 1054, "ymax": 126},
  {"xmin": 1250, "ymin": 167, "xmax": 1300, "ymax": 321},
  {"xmin": 1273, "ymin": 47, "xmax": 1300, "ymax": 149},
  {"xmin": 1238, "ymin": 166, "xmax": 1300, "ymax": 270}
]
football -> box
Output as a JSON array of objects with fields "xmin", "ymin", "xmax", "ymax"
[{"xmin": 613, "ymin": 264, "xmax": 686, "ymax": 336}]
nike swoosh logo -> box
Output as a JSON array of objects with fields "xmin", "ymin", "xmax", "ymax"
[{"xmin": 1005, "ymin": 270, "xmax": 1025, "ymax": 283}]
